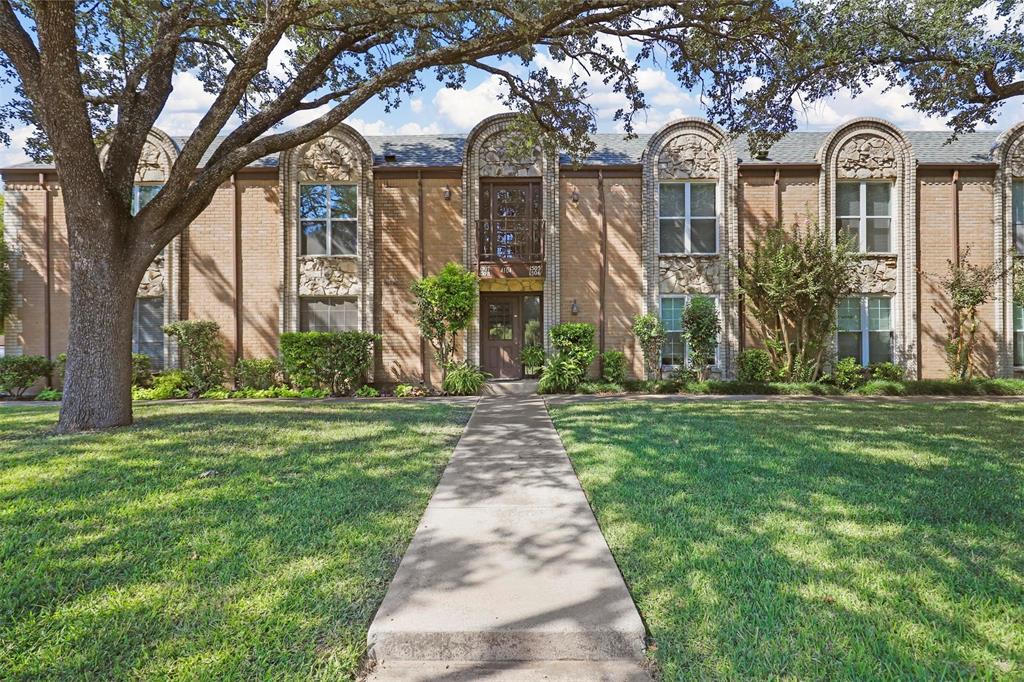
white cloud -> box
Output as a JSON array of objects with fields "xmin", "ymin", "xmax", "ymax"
[
  {"xmin": 410, "ymin": 98, "xmax": 424, "ymax": 113},
  {"xmin": 346, "ymin": 117, "xmax": 441, "ymax": 136},
  {"xmin": 794, "ymin": 79, "xmax": 950, "ymax": 131},
  {"xmin": 0, "ymin": 123, "xmax": 33, "ymax": 168},
  {"xmin": 433, "ymin": 74, "xmax": 511, "ymax": 129}
]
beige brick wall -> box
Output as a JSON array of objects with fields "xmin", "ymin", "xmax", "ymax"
[
  {"xmin": 4, "ymin": 182, "xmax": 48, "ymax": 357},
  {"xmin": 239, "ymin": 180, "xmax": 281, "ymax": 359},
  {"xmin": 422, "ymin": 177, "xmax": 465, "ymax": 385},
  {"xmin": 739, "ymin": 170, "xmax": 777, "ymax": 349},
  {"xmin": 185, "ymin": 183, "xmax": 237, "ymax": 357},
  {"xmin": 918, "ymin": 171, "xmax": 956, "ymax": 378},
  {"xmin": 559, "ymin": 178, "xmax": 601, "ymax": 379},
  {"xmin": 375, "ymin": 176, "xmax": 422, "ymax": 384},
  {"xmin": 779, "ymin": 171, "xmax": 819, "ymax": 231},
  {"xmin": 603, "ymin": 176, "xmax": 644, "ymax": 378},
  {"xmin": 957, "ymin": 170, "xmax": 998, "ymax": 376}
]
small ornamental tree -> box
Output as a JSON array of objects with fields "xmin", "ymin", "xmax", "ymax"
[
  {"xmin": 411, "ymin": 263, "xmax": 478, "ymax": 384},
  {"xmin": 682, "ymin": 297, "xmax": 720, "ymax": 381},
  {"xmin": 938, "ymin": 247, "xmax": 1003, "ymax": 382},
  {"xmin": 736, "ymin": 220, "xmax": 856, "ymax": 382},
  {"xmin": 632, "ymin": 313, "xmax": 666, "ymax": 380}
]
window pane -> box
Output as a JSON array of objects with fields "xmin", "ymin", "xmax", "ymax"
[
  {"xmin": 133, "ymin": 185, "xmax": 162, "ymax": 216},
  {"xmin": 300, "ymin": 185, "xmax": 328, "ymax": 219},
  {"xmin": 866, "ymin": 218, "xmax": 891, "ymax": 252},
  {"xmin": 837, "ymin": 218, "xmax": 860, "ymax": 250},
  {"xmin": 330, "ymin": 220, "xmax": 357, "ymax": 255},
  {"xmin": 659, "ymin": 218, "xmax": 686, "ymax": 253},
  {"xmin": 1014, "ymin": 181, "xmax": 1024, "ymax": 253},
  {"xmin": 690, "ymin": 183, "xmax": 716, "ymax": 217},
  {"xmin": 837, "ymin": 183, "xmax": 860, "ymax": 216},
  {"xmin": 523, "ymin": 295, "xmax": 542, "ymax": 346},
  {"xmin": 301, "ymin": 221, "xmax": 328, "ymax": 255},
  {"xmin": 1015, "ymin": 304, "xmax": 1024, "ymax": 332},
  {"xmin": 865, "ymin": 183, "xmax": 891, "ymax": 216},
  {"xmin": 300, "ymin": 298, "xmax": 357, "ymax": 332},
  {"xmin": 1016, "ymin": 332, "xmax": 1024, "ymax": 367},
  {"xmin": 133, "ymin": 297, "xmax": 164, "ymax": 369},
  {"xmin": 837, "ymin": 331, "xmax": 862, "ymax": 365},
  {"xmin": 837, "ymin": 298, "xmax": 861, "ymax": 332},
  {"xmin": 662, "ymin": 331, "xmax": 685, "ymax": 366},
  {"xmin": 659, "ymin": 184, "xmax": 685, "ymax": 217},
  {"xmin": 868, "ymin": 297, "xmax": 891, "ymax": 331},
  {"xmin": 331, "ymin": 185, "xmax": 357, "ymax": 219},
  {"xmin": 691, "ymin": 219, "xmax": 717, "ymax": 253},
  {"xmin": 868, "ymin": 331, "xmax": 892, "ymax": 364},
  {"xmin": 660, "ymin": 298, "xmax": 684, "ymax": 332}
]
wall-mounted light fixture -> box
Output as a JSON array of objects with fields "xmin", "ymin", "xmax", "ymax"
[
  {"xmin": 570, "ymin": 189, "xmax": 580, "ymax": 204},
  {"xmin": 442, "ymin": 185, "xmax": 452, "ymax": 201},
  {"xmin": 570, "ymin": 299, "xmax": 579, "ymax": 315}
]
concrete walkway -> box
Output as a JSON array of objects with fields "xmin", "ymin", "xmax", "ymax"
[{"xmin": 366, "ymin": 395, "xmax": 650, "ymax": 681}]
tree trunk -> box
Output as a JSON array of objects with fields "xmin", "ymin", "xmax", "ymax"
[{"xmin": 57, "ymin": 214, "xmax": 140, "ymax": 433}]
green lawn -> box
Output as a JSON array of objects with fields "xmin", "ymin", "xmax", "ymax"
[
  {"xmin": 549, "ymin": 399, "xmax": 1024, "ymax": 680},
  {"xmin": 0, "ymin": 400, "xmax": 472, "ymax": 681}
]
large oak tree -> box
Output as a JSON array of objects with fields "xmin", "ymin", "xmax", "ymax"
[{"xmin": 1, "ymin": 0, "xmax": 1021, "ymax": 432}]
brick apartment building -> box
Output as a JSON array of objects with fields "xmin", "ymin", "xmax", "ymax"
[{"xmin": 3, "ymin": 114, "xmax": 1024, "ymax": 384}]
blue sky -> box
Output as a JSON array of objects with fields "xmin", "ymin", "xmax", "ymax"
[{"xmin": 1, "ymin": 31, "xmax": 1023, "ymax": 167}]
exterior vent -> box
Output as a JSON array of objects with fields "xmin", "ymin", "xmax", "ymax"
[{"xmin": 383, "ymin": 153, "xmax": 397, "ymax": 163}]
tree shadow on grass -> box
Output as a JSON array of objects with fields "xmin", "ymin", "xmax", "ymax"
[
  {"xmin": 0, "ymin": 400, "xmax": 472, "ymax": 680},
  {"xmin": 551, "ymin": 400, "xmax": 1024, "ymax": 680}
]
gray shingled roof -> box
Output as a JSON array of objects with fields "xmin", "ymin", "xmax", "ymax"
[{"xmin": 3, "ymin": 129, "xmax": 1005, "ymax": 171}]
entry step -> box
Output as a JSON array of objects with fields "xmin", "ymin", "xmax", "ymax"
[
  {"xmin": 482, "ymin": 379, "xmax": 538, "ymax": 396},
  {"xmin": 366, "ymin": 659, "xmax": 652, "ymax": 681}
]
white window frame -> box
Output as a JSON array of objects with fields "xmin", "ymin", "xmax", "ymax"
[
  {"xmin": 659, "ymin": 294, "xmax": 721, "ymax": 369},
  {"xmin": 836, "ymin": 180, "xmax": 894, "ymax": 253},
  {"xmin": 657, "ymin": 180, "xmax": 719, "ymax": 256},
  {"xmin": 836, "ymin": 295, "xmax": 893, "ymax": 365},
  {"xmin": 298, "ymin": 183, "xmax": 359, "ymax": 257}
]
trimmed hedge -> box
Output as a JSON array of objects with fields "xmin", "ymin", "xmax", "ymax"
[
  {"xmin": 234, "ymin": 358, "xmax": 281, "ymax": 390},
  {"xmin": 280, "ymin": 331, "xmax": 378, "ymax": 396}
]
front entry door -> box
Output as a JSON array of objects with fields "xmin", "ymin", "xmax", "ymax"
[{"xmin": 481, "ymin": 295, "xmax": 522, "ymax": 379}]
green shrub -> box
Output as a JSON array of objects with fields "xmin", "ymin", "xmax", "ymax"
[
  {"xmin": 601, "ymin": 350, "xmax": 627, "ymax": 384},
  {"xmin": 131, "ymin": 353, "xmax": 154, "ymax": 388},
  {"xmin": 0, "ymin": 355, "xmax": 53, "ymax": 398},
  {"xmin": 280, "ymin": 331, "xmax": 378, "ymax": 395},
  {"xmin": 682, "ymin": 297, "xmax": 720, "ymax": 381},
  {"xmin": 537, "ymin": 353, "xmax": 586, "ymax": 394},
  {"xmin": 737, "ymin": 349, "xmax": 775, "ymax": 383},
  {"xmin": 132, "ymin": 370, "xmax": 188, "ymax": 400},
  {"xmin": 234, "ymin": 357, "xmax": 281, "ymax": 390},
  {"xmin": 700, "ymin": 380, "xmax": 845, "ymax": 396},
  {"xmin": 355, "ymin": 385, "xmax": 380, "ymax": 398},
  {"xmin": 54, "ymin": 353, "xmax": 66, "ymax": 383},
  {"xmin": 579, "ymin": 381, "xmax": 625, "ymax": 394},
  {"xmin": 856, "ymin": 380, "xmax": 906, "ymax": 396},
  {"xmin": 520, "ymin": 344, "xmax": 546, "ymax": 372},
  {"xmin": 830, "ymin": 356, "xmax": 865, "ymax": 390},
  {"xmin": 200, "ymin": 388, "xmax": 231, "ymax": 400},
  {"xmin": 229, "ymin": 386, "xmax": 303, "ymax": 399},
  {"xmin": 298, "ymin": 387, "xmax": 329, "ymax": 398},
  {"xmin": 35, "ymin": 388, "xmax": 63, "ymax": 401},
  {"xmin": 162, "ymin": 320, "xmax": 228, "ymax": 396},
  {"xmin": 442, "ymin": 362, "xmax": 488, "ymax": 396},
  {"xmin": 391, "ymin": 382, "xmax": 423, "ymax": 399},
  {"xmin": 631, "ymin": 313, "xmax": 666, "ymax": 380},
  {"xmin": 549, "ymin": 322, "xmax": 597, "ymax": 384},
  {"xmin": 869, "ymin": 361, "xmax": 906, "ymax": 382}
]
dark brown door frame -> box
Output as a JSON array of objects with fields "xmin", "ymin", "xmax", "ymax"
[{"xmin": 480, "ymin": 293, "xmax": 523, "ymax": 380}]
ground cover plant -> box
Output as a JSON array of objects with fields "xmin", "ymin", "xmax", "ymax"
[
  {"xmin": 0, "ymin": 401, "xmax": 472, "ymax": 679},
  {"xmin": 549, "ymin": 399, "xmax": 1024, "ymax": 680}
]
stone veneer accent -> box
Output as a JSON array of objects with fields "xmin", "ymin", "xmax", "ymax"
[
  {"xmin": 854, "ymin": 256, "xmax": 898, "ymax": 294},
  {"xmin": 642, "ymin": 118, "xmax": 739, "ymax": 377},
  {"xmin": 463, "ymin": 114, "xmax": 560, "ymax": 359},
  {"xmin": 278, "ymin": 124, "xmax": 375, "ymax": 368},
  {"xmin": 137, "ymin": 253, "xmax": 165, "ymax": 297},
  {"xmin": 817, "ymin": 118, "xmax": 918, "ymax": 375},
  {"xmin": 993, "ymin": 121, "xmax": 1024, "ymax": 375},
  {"xmin": 659, "ymin": 256, "xmax": 722, "ymax": 294}
]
